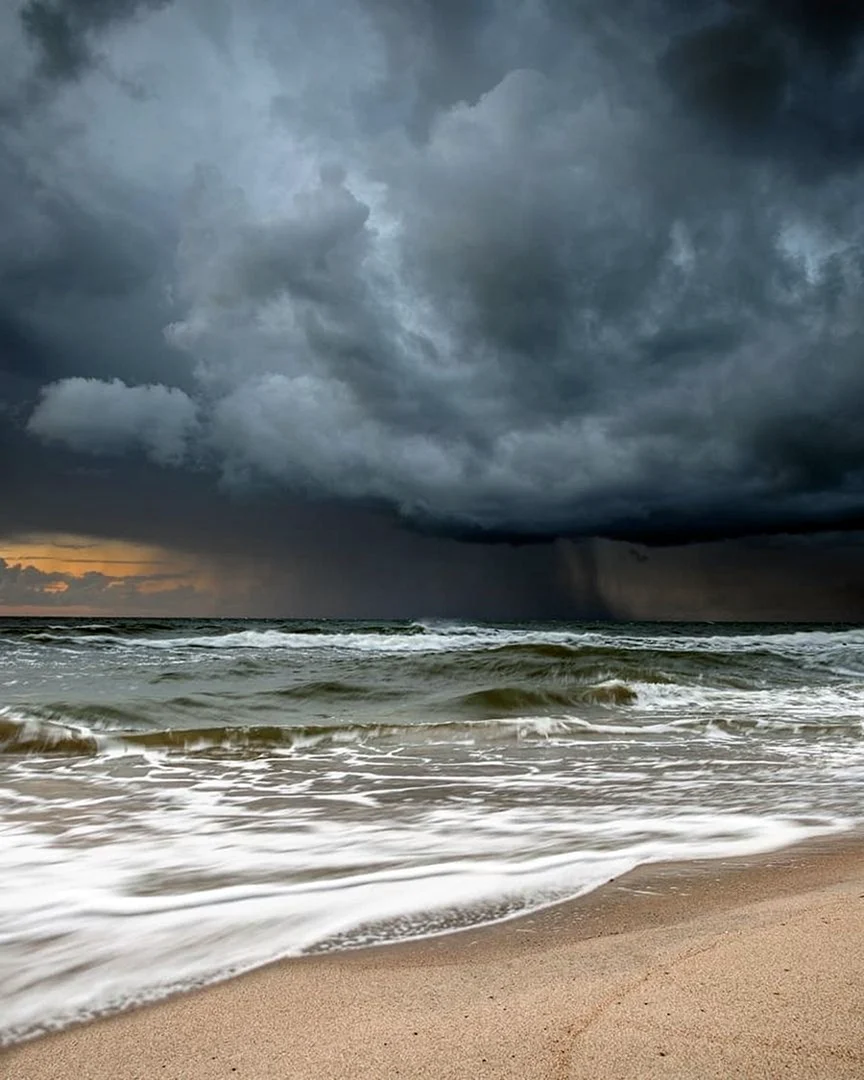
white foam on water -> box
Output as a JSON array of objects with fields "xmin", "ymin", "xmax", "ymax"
[
  {"xmin": 628, "ymin": 681, "xmax": 864, "ymax": 728},
  {"xmin": 0, "ymin": 795, "xmax": 848, "ymax": 1047},
  {"xmin": 128, "ymin": 626, "xmax": 595, "ymax": 654},
  {"xmin": 40, "ymin": 625, "xmax": 864, "ymax": 681}
]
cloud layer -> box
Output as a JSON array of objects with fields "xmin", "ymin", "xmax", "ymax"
[
  {"xmin": 0, "ymin": 555, "xmax": 199, "ymax": 611},
  {"xmin": 6, "ymin": 0, "xmax": 864, "ymax": 559}
]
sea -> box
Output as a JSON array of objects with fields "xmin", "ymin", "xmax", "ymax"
[{"xmin": 1, "ymin": 618, "xmax": 863, "ymax": 1044}]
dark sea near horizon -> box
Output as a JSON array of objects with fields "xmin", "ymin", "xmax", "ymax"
[{"xmin": 1, "ymin": 617, "xmax": 863, "ymax": 1043}]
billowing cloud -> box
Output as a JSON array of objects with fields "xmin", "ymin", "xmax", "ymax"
[
  {"xmin": 3, "ymin": 0, "xmax": 864, "ymax": 616},
  {"xmin": 28, "ymin": 378, "xmax": 197, "ymax": 464},
  {"xmin": 20, "ymin": 0, "xmax": 172, "ymax": 85}
]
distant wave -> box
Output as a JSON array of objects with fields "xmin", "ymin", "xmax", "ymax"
[{"xmin": 6, "ymin": 621, "xmax": 864, "ymax": 671}]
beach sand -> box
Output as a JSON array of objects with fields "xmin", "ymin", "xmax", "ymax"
[{"xmin": 3, "ymin": 841, "xmax": 863, "ymax": 1079}]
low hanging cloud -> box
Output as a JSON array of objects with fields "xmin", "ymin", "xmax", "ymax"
[
  {"xmin": 0, "ymin": 556, "xmax": 199, "ymax": 611},
  {"xmin": 11, "ymin": 0, "xmax": 864, "ymax": 547},
  {"xmin": 29, "ymin": 378, "xmax": 198, "ymax": 465}
]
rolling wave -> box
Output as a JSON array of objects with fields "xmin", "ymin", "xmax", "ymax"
[
  {"xmin": 3, "ymin": 698, "xmax": 862, "ymax": 759},
  {"xmin": 5, "ymin": 620, "xmax": 864, "ymax": 675}
]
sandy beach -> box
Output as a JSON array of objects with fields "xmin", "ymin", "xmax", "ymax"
[{"xmin": 3, "ymin": 840, "xmax": 863, "ymax": 1080}]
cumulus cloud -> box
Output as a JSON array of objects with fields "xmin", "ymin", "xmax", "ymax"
[
  {"xmin": 28, "ymin": 378, "xmax": 198, "ymax": 465},
  {"xmin": 10, "ymin": 0, "xmax": 864, "ymax": 547}
]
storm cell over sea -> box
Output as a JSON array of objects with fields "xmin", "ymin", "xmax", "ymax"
[{"xmin": 1, "ymin": 1, "xmax": 864, "ymax": 1075}]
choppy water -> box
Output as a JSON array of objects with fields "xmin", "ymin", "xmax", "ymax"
[{"xmin": 2, "ymin": 618, "xmax": 863, "ymax": 1043}]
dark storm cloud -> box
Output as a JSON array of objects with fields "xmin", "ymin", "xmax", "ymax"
[
  {"xmin": 4, "ymin": 0, "xmax": 864, "ymax": 589},
  {"xmin": 567, "ymin": 532, "xmax": 864, "ymax": 622},
  {"xmin": 0, "ymin": 314, "xmax": 49, "ymax": 380},
  {"xmin": 0, "ymin": 0, "xmax": 182, "ymax": 403},
  {"xmin": 1, "ymin": 420, "xmax": 580, "ymax": 618},
  {"xmin": 660, "ymin": 0, "xmax": 864, "ymax": 171},
  {"xmin": 20, "ymin": 0, "xmax": 172, "ymax": 84}
]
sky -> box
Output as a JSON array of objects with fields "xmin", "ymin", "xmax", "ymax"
[{"xmin": 2, "ymin": 0, "xmax": 864, "ymax": 619}]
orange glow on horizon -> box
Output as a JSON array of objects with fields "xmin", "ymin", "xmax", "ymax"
[
  {"xmin": 1, "ymin": 535, "xmax": 182, "ymax": 577},
  {"xmin": 0, "ymin": 533, "xmax": 216, "ymax": 616}
]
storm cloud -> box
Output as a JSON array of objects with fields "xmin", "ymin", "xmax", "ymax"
[
  {"xmin": 20, "ymin": 0, "xmax": 172, "ymax": 85},
  {"xmin": 4, "ymin": 0, "xmax": 864, "ymax": 615}
]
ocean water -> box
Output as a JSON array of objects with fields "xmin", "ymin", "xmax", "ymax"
[{"xmin": 1, "ymin": 618, "xmax": 863, "ymax": 1043}]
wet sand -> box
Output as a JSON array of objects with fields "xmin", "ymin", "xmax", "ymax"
[{"xmin": 3, "ymin": 840, "xmax": 863, "ymax": 1079}]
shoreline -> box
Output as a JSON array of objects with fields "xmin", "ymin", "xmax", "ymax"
[{"xmin": 3, "ymin": 833, "xmax": 863, "ymax": 1078}]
